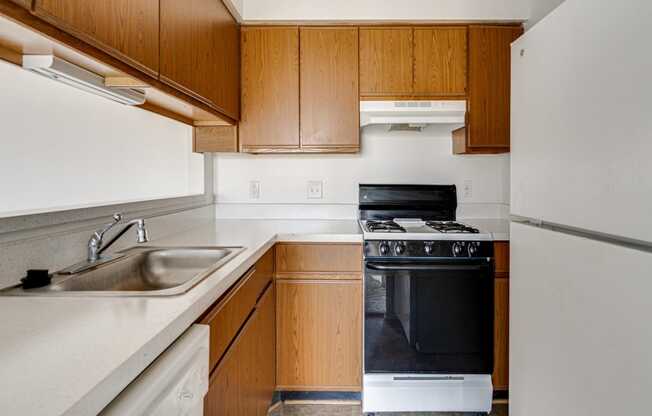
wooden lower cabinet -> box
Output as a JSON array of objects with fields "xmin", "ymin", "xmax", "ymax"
[
  {"xmin": 276, "ymin": 279, "xmax": 362, "ymax": 391},
  {"xmin": 493, "ymin": 276, "xmax": 509, "ymax": 390},
  {"xmin": 493, "ymin": 241, "xmax": 510, "ymax": 391},
  {"xmin": 204, "ymin": 283, "xmax": 275, "ymax": 416}
]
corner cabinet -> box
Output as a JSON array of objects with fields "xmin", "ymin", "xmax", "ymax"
[
  {"xmin": 33, "ymin": 0, "xmax": 160, "ymax": 76},
  {"xmin": 453, "ymin": 25, "xmax": 523, "ymax": 154},
  {"xmin": 239, "ymin": 26, "xmax": 360, "ymax": 153},
  {"xmin": 160, "ymin": 0, "xmax": 240, "ymax": 119},
  {"xmin": 202, "ymin": 248, "xmax": 276, "ymax": 415},
  {"xmin": 205, "ymin": 284, "xmax": 275, "ymax": 416}
]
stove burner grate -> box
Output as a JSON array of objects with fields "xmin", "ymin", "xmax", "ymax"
[
  {"xmin": 365, "ymin": 220, "xmax": 406, "ymax": 233},
  {"xmin": 426, "ymin": 221, "xmax": 480, "ymax": 234}
]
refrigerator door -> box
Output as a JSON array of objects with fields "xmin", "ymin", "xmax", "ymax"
[
  {"xmin": 511, "ymin": 0, "xmax": 652, "ymax": 242},
  {"xmin": 510, "ymin": 222, "xmax": 652, "ymax": 416}
]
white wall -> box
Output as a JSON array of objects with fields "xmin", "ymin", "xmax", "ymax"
[
  {"xmin": 527, "ymin": 0, "xmax": 565, "ymax": 28},
  {"xmin": 0, "ymin": 60, "xmax": 204, "ymax": 218},
  {"xmin": 241, "ymin": 0, "xmax": 528, "ymax": 21},
  {"xmin": 214, "ymin": 125, "xmax": 510, "ymax": 219}
]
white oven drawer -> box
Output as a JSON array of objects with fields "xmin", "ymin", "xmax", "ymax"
[{"xmin": 101, "ymin": 324, "xmax": 209, "ymax": 416}]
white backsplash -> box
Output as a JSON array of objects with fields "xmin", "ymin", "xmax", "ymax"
[{"xmin": 214, "ymin": 125, "xmax": 510, "ymax": 219}]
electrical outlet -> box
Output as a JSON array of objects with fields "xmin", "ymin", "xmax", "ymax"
[
  {"xmin": 249, "ymin": 181, "xmax": 261, "ymax": 200},
  {"xmin": 463, "ymin": 180, "xmax": 473, "ymax": 200},
  {"xmin": 307, "ymin": 180, "xmax": 323, "ymax": 199}
]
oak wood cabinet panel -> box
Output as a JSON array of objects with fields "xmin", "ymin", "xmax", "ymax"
[
  {"xmin": 9, "ymin": 0, "xmax": 32, "ymax": 9},
  {"xmin": 275, "ymin": 243, "xmax": 362, "ymax": 280},
  {"xmin": 240, "ymin": 27, "xmax": 300, "ymax": 151},
  {"xmin": 193, "ymin": 126, "xmax": 238, "ymax": 153},
  {"xmin": 33, "ymin": 0, "xmax": 159, "ymax": 76},
  {"xmin": 201, "ymin": 249, "xmax": 274, "ymax": 372},
  {"xmin": 300, "ymin": 27, "xmax": 359, "ymax": 149},
  {"xmin": 493, "ymin": 241, "xmax": 510, "ymax": 390},
  {"xmin": 494, "ymin": 241, "xmax": 510, "ymax": 275},
  {"xmin": 276, "ymin": 279, "xmax": 362, "ymax": 391},
  {"xmin": 466, "ymin": 25, "xmax": 523, "ymax": 150},
  {"xmin": 359, "ymin": 27, "xmax": 413, "ymax": 96},
  {"xmin": 493, "ymin": 276, "xmax": 509, "ymax": 390},
  {"xmin": 160, "ymin": 0, "xmax": 240, "ymax": 119},
  {"xmin": 205, "ymin": 284, "xmax": 275, "ymax": 416},
  {"xmin": 413, "ymin": 27, "xmax": 467, "ymax": 96}
]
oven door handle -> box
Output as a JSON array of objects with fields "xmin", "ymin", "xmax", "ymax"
[{"xmin": 366, "ymin": 262, "xmax": 488, "ymax": 272}]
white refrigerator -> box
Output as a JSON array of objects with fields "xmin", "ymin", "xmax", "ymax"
[{"xmin": 510, "ymin": 0, "xmax": 652, "ymax": 415}]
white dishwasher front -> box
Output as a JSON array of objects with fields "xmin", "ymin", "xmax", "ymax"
[{"xmin": 101, "ymin": 324, "xmax": 210, "ymax": 416}]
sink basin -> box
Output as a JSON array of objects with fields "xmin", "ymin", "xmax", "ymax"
[{"xmin": 2, "ymin": 246, "xmax": 244, "ymax": 297}]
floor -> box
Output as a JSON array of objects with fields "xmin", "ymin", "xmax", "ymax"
[{"xmin": 270, "ymin": 403, "xmax": 508, "ymax": 416}]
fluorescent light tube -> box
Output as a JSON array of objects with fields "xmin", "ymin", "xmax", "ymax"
[{"xmin": 22, "ymin": 55, "xmax": 146, "ymax": 106}]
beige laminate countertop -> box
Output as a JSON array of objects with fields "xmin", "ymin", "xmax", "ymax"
[{"xmin": 0, "ymin": 219, "xmax": 362, "ymax": 416}]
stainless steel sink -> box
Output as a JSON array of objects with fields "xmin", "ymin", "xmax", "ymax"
[{"xmin": 1, "ymin": 246, "xmax": 244, "ymax": 297}]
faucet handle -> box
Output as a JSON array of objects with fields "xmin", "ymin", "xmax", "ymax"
[{"xmin": 95, "ymin": 213, "xmax": 123, "ymax": 240}]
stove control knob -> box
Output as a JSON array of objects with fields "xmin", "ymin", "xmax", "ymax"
[
  {"xmin": 379, "ymin": 241, "xmax": 390, "ymax": 256},
  {"xmin": 424, "ymin": 243, "xmax": 434, "ymax": 255},
  {"xmin": 395, "ymin": 242, "xmax": 406, "ymax": 255},
  {"xmin": 452, "ymin": 242, "xmax": 466, "ymax": 257},
  {"xmin": 468, "ymin": 242, "xmax": 480, "ymax": 257}
]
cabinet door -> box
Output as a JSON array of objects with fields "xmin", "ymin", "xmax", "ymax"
[
  {"xmin": 299, "ymin": 27, "xmax": 359, "ymax": 150},
  {"xmin": 359, "ymin": 27, "xmax": 413, "ymax": 96},
  {"xmin": 205, "ymin": 284, "xmax": 275, "ymax": 416},
  {"xmin": 160, "ymin": 0, "xmax": 240, "ymax": 119},
  {"xmin": 468, "ymin": 25, "xmax": 523, "ymax": 148},
  {"xmin": 33, "ymin": 0, "xmax": 159, "ymax": 76},
  {"xmin": 240, "ymin": 27, "xmax": 300, "ymax": 151},
  {"xmin": 413, "ymin": 27, "xmax": 467, "ymax": 96},
  {"xmin": 276, "ymin": 280, "xmax": 362, "ymax": 390},
  {"xmin": 493, "ymin": 277, "xmax": 509, "ymax": 390}
]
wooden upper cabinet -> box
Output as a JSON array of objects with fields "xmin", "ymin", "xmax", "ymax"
[
  {"xmin": 160, "ymin": 0, "xmax": 240, "ymax": 119},
  {"xmin": 413, "ymin": 27, "xmax": 467, "ymax": 96},
  {"xmin": 240, "ymin": 27, "xmax": 300, "ymax": 151},
  {"xmin": 359, "ymin": 27, "xmax": 413, "ymax": 96},
  {"xmin": 10, "ymin": 0, "xmax": 33, "ymax": 9},
  {"xmin": 467, "ymin": 25, "xmax": 523, "ymax": 149},
  {"xmin": 300, "ymin": 27, "xmax": 359, "ymax": 149},
  {"xmin": 33, "ymin": 0, "xmax": 159, "ymax": 76}
]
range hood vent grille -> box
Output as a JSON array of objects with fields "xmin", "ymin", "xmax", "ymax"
[{"xmin": 360, "ymin": 100, "xmax": 466, "ymax": 129}]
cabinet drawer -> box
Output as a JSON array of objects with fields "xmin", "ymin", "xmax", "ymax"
[
  {"xmin": 201, "ymin": 248, "xmax": 274, "ymax": 371},
  {"xmin": 275, "ymin": 243, "xmax": 362, "ymax": 280}
]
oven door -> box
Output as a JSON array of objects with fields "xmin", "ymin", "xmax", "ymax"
[{"xmin": 364, "ymin": 258, "xmax": 494, "ymax": 375}]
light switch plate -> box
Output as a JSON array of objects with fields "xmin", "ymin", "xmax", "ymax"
[
  {"xmin": 249, "ymin": 181, "xmax": 261, "ymax": 200},
  {"xmin": 463, "ymin": 180, "xmax": 473, "ymax": 200},
  {"xmin": 307, "ymin": 180, "xmax": 323, "ymax": 199}
]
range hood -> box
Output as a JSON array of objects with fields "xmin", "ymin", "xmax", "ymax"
[
  {"xmin": 22, "ymin": 55, "xmax": 146, "ymax": 105},
  {"xmin": 360, "ymin": 100, "xmax": 466, "ymax": 130}
]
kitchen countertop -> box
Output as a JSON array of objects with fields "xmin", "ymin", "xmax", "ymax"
[
  {"xmin": 0, "ymin": 217, "xmax": 508, "ymax": 416},
  {"xmin": 0, "ymin": 219, "xmax": 361, "ymax": 416},
  {"xmin": 463, "ymin": 218, "xmax": 510, "ymax": 241}
]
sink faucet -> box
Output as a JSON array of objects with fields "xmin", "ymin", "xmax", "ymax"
[{"xmin": 87, "ymin": 213, "xmax": 149, "ymax": 262}]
